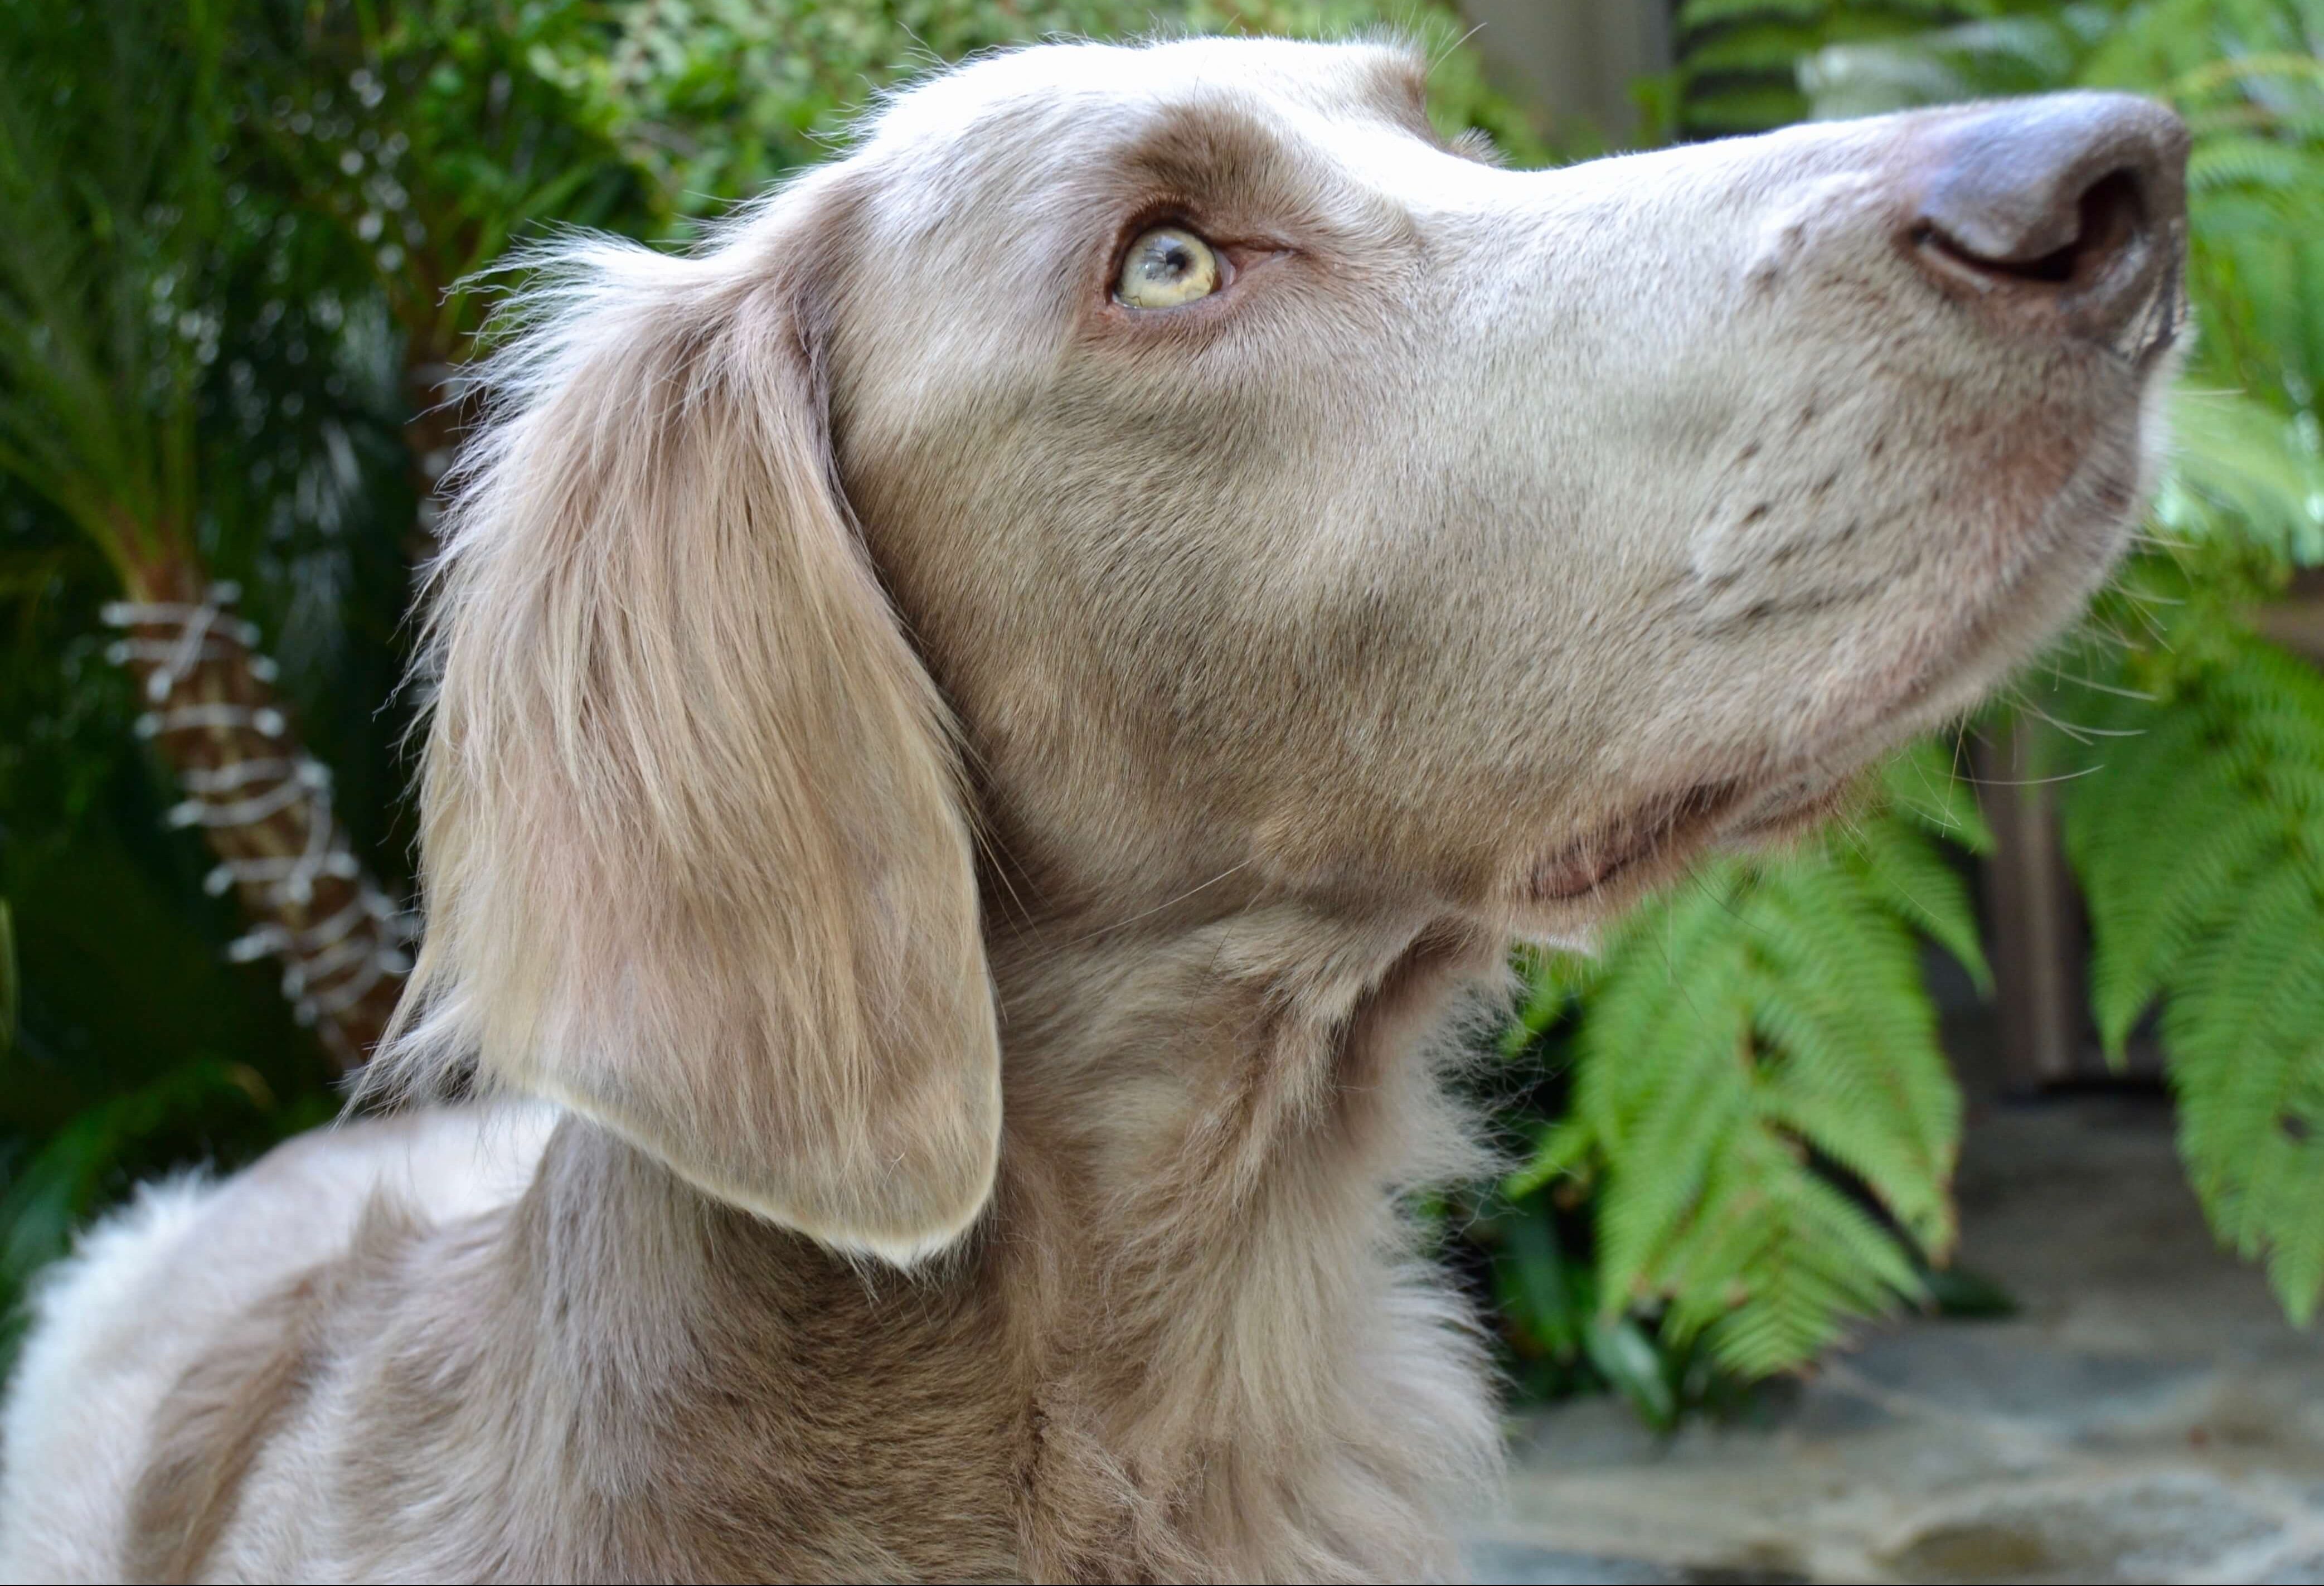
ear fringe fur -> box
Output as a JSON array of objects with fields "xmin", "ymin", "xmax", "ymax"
[{"xmin": 370, "ymin": 184, "xmax": 1002, "ymax": 1263}]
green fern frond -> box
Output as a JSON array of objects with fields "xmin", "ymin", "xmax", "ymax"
[
  {"xmin": 1880, "ymin": 735, "xmax": 1996, "ymax": 852},
  {"xmin": 2055, "ymin": 617, "xmax": 2324, "ymax": 1320},
  {"xmin": 1507, "ymin": 749, "xmax": 1971, "ymax": 1376},
  {"xmin": 2162, "ymin": 392, "xmax": 2324, "ymax": 568},
  {"xmin": 1854, "ymin": 744, "xmax": 1993, "ymax": 987},
  {"xmin": 2165, "ymin": 867, "xmax": 2324, "ymax": 1318}
]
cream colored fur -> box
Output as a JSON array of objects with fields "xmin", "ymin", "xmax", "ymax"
[{"xmin": 0, "ymin": 36, "xmax": 2181, "ymax": 1583}]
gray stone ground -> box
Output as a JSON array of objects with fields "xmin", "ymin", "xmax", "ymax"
[{"xmin": 1464, "ymin": 1097, "xmax": 2324, "ymax": 1584}]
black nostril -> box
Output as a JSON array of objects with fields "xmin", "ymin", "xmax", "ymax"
[
  {"xmin": 1901, "ymin": 92, "xmax": 2189, "ymax": 348},
  {"xmin": 1918, "ymin": 166, "xmax": 2147, "ymax": 289}
]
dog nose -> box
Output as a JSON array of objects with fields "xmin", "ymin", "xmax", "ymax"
[{"xmin": 1902, "ymin": 91, "xmax": 2189, "ymax": 352}]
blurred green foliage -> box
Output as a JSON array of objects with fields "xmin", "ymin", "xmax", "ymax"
[
  {"xmin": 224, "ymin": 3, "xmax": 651, "ymax": 428},
  {"xmin": 536, "ymin": 0, "xmax": 1549, "ymax": 221}
]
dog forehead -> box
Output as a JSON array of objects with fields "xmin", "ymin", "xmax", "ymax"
[
  {"xmin": 860, "ymin": 36, "xmax": 1428, "ymax": 161},
  {"xmin": 823, "ymin": 34, "xmax": 1524, "ymax": 263}
]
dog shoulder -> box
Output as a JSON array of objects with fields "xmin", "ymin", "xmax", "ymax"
[
  {"xmin": 125, "ymin": 1199, "xmax": 419, "ymax": 1583},
  {"xmin": 0, "ymin": 1177, "xmax": 220, "ymax": 1580},
  {"xmin": 0, "ymin": 1107, "xmax": 551, "ymax": 1582}
]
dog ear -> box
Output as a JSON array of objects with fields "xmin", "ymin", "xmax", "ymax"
[{"xmin": 384, "ymin": 189, "xmax": 1000, "ymax": 1264}]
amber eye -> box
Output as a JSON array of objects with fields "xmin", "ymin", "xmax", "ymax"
[{"xmin": 1114, "ymin": 226, "xmax": 1221, "ymax": 309}]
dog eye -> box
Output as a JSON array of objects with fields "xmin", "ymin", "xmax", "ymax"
[{"xmin": 1114, "ymin": 226, "xmax": 1220, "ymax": 309}]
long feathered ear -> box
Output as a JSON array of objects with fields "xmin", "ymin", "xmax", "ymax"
[{"xmin": 382, "ymin": 189, "xmax": 1000, "ymax": 1264}]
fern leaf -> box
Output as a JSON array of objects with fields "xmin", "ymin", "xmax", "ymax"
[
  {"xmin": 1843, "ymin": 812, "xmax": 1991, "ymax": 991},
  {"xmin": 1507, "ymin": 750, "xmax": 1970, "ymax": 1376},
  {"xmin": 1881, "ymin": 736, "xmax": 1995, "ymax": 854},
  {"xmin": 2164, "ymin": 391, "xmax": 2324, "ymax": 565},
  {"xmin": 2060, "ymin": 618, "xmax": 2324, "ymax": 1321}
]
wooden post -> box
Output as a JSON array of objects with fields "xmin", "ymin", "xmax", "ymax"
[{"xmin": 1975, "ymin": 724, "xmax": 2086, "ymax": 1092}]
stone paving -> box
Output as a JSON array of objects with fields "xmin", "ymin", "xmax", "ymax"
[{"xmin": 1466, "ymin": 1097, "xmax": 2324, "ymax": 1584}]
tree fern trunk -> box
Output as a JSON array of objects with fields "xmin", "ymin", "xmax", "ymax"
[{"xmin": 103, "ymin": 555, "xmax": 408, "ymax": 1073}]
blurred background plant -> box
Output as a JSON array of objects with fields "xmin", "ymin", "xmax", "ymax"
[{"xmin": 2, "ymin": 0, "xmax": 2319, "ymax": 1430}]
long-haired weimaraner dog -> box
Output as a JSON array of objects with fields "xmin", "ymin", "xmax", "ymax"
[{"xmin": 0, "ymin": 36, "xmax": 2184, "ymax": 1583}]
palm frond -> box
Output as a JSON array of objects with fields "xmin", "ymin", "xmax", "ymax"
[{"xmin": 0, "ymin": 0, "xmax": 227, "ymax": 580}]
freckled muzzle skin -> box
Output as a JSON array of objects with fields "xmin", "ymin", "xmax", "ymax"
[{"xmin": 828, "ymin": 52, "xmax": 2187, "ymax": 940}]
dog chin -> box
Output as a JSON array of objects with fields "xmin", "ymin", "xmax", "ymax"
[
  {"xmin": 1494, "ymin": 595, "xmax": 2039, "ymax": 934},
  {"xmin": 1495, "ymin": 502, "xmax": 2136, "ymax": 944},
  {"xmin": 1488, "ymin": 756, "xmax": 1882, "ymax": 949}
]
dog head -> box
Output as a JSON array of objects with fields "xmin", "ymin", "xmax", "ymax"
[{"xmin": 390, "ymin": 38, "xmax": 2187, "ymax": 1260}]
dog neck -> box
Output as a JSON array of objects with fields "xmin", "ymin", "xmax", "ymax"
[
  {"xmin": 509, "ymin": 899, "xmax": 1505, "ymax": 1576},
  {"xmin": 981, "ymin": 898, "xmax": 1506, "ymax": 1571}
]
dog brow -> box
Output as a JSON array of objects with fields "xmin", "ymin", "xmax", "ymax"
[
  {"xmin": 1370, "ymin": 49, "xmax": 1445, "ymax": 146},
  {"xmin": 1365, "ymin": 48, "xmax": 1500, "ymax": 165},
  {"xmin": 1111, "ymin": 99, "xmax": 1307, "ymax": 217}
]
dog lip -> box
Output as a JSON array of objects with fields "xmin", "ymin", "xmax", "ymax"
[
  {"xmin": 1527, "ymin": 769, "xmax": 1864, "ymax": 904},
  {"xmin": 1725, "ymin": 779, "xmax": 1855, "ymax": 842},
  {"xmin": 1528, "ymin": 777, "xmax": 1750, "ymax": 901}
]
